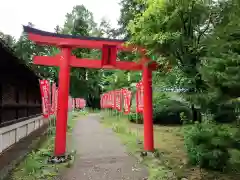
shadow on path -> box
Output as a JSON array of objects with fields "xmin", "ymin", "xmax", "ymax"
[{"xmin": 61, "ymin": 114, "xmax": 148, "ymax": 180}]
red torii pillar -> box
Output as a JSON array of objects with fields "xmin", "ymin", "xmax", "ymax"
[
  {"xmin": 23, "ymin": 26, "xmax": 158, "ymax": 156},
  {"xmin": 142, "ymin": 56, "xmax": 154, "ymax": 151},
  {"xmin": 55, "ymin": 46, "xmax": 71, "ymax": 155}
]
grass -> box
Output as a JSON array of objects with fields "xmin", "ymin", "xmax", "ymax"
[
  {"xmin": 85, "ymin": 108, "xmax": 101, "ymax": 114},
  {"xmin": 10, "ymin": 111, "xmax": 83, "ymax": 180},
  {"xmin": 100, "ymin": 111, "xmax": 240, "ymax": 180}
]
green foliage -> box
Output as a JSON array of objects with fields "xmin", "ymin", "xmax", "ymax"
[
  {"xmin": 112, "ymin": 123, "xmax": 127, "ymax": 134},
  {"xmin": 3, "ymin": 0, "xmax": 240, "ymax": 174},
  {"xmin": 22, "ymin": 151, "xmax": 45, "ymax": 175},
  {"xmin": 191, "ymin": 91, "xmax": 240, "ymax": 123},
  {"xmin": 0, "ymin": 31, "xmax": 16, "ymax": 47},
  {"xmin": 232, "ymin": 129, "xmax": 240, "ymax": 149},
  {"xmin": 11, "ymin": 112, "xmax": 79, "ymax": 179},
  {"xmin": 183, "ymin": 120, "xmax": 234, "ymax": 171},
  {"xmin": 127, "ymin": 0, "xmax": 216, "ymax": 126},
  {"xmin": 61, "ymin": 5, "xmax": 102, "ymax": 104},
  {"xmin": 118, "ymin": 0, "xmax": 146, "ymax": 37},
  {"xmin": 126, "ymin": 91, "xmax": 192, "ymax": 125},
  {"xmin": 128, "ymin": 0, "xmax": 212, "ymax": 76},
  {"xmin": 102, "ymin": 70, "xmax": 131, "ymax": 91},
  {"xmin": 153, "ymin": 99, "xmax": 192, "ymax": 124},
  {"xmin": 152, "ymin": 91, "xmax": 192, "ymax": 124},
  {"xmin": 111, "ymin": 110, "xmax": 122, "ymax": 117},
  {"xmin": 8, "ymin": 5, "xmax": 108, "ymax": 108},
  {"xmin": 201, "ymin": 0, "xmax": 240, "ymax": 98},
  {"xmin": 212, "ymin": 103, "xmax": 238, "ymax": 123},
  {"xmin": 152, "ymin": 67, "xmax": 188, "ymax": 91},
  {"xmin": 127, "ymin": 0, "xmax": 240, "ymax": 124},
  {"xmin": 127, "ymin": 112, "xmax": 143, "ymax": 124}
]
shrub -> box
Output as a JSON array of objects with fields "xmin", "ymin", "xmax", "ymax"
[
  {"xmin": 183, "ymin": 120, "xmax": 233, "ymax": 171},
  {"xmin": 212, "ymin": 103, "xmax": 238, "ymax": 123},
  {"xmin": 127, "ymin": 112, "xmax": 143, "ymax": 124},
  {"xmin": 129, "ymin": 92, "xmax": 191, "ymax": 124},
  {"xmin": 153, "ymin": 99, "xmax": 192, "ymax": 124},
  {"xmin": 231, "ymin": 128, "xmax": 240, "ymax": 149},
  {"xmin": 206, "ymin": 100, "xmax": 240, "ymax": 123}
]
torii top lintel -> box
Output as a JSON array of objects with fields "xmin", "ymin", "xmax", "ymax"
[
  {"xmin": 23, "ymin": 26, "xmax": 144, "ymax": 52},
  {"xmin": 23, "ymin": 26, "xmax": 161, "ymax": 71}
]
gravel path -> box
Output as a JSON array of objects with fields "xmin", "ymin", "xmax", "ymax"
[{"xmin": 60, "ymin": 114, "xmax": 148, "ymax": 180}]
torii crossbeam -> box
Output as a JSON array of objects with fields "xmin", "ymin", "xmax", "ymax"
[{"xmin": 23, "ymin": 26, "xmax": 157, "ymax": 157}]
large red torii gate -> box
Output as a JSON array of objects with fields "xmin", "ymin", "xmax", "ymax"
[{"xmin": 23, "ymin": 26, "xmax": 158, "ymax": 157}]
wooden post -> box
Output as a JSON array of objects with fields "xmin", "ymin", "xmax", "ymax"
[
  {"xmin": 54, "ymin": 47, "xmax": 71, "ymax": 156},
  {"xmin": 142, "ymin": 56, "xmax": 154, "ymax": 151}
]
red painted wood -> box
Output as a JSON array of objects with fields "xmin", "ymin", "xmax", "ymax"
[
  {"xmin": 109, "ymin": 46, "xmax": 117, "ymax": 66},
  {"xmin": 115, "ymin": 61, "xmax": 142, "ymax": 71},
  {"xmin": 70, "ymin": 57, "xmax": 102, "ymax": 69},
  {"xmin": 54, "ymin": 48, "xmax": 71, "ymax": 156},
  {"xmin": 34, "ymin": 56, "xmax": 102, "ymax": 68},
  {"xmin": 24, "ymin": 26, "xmax": 157, "ymax": 155},
  {"xmin": 33, "ymin": 56, "xmax": 159, "ymax": 71},
  {"xmin": 101, "ymin": 45, "xmax": 109, "ymax": 66},
  {"xmin": 34, "ymin": 56, "xmax": 58, "ymax": 66},
  {"xmin": 142, "ymin": 57, "xmax": 154, "ymax": 151},
  {"xmin": 28, "ymin": 33, "xmax": 142, "ymax": 51}
]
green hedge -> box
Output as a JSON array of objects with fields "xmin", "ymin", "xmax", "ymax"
[
  {"xmin": 153, "ymin": 99, "xmax": 192, "ymax": 124},
  {"xmin": 212, "ymin": 103, "xmax": 238, "ymax": 123},
  {"xmin": 127, "ymin": 99, "xmax": 192, "ymax": 125}
]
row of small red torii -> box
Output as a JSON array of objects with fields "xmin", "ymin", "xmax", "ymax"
[
  {"xmin": 100, "ymin": 81, "xmax": 143, "ymax": 113},
  {"xmin": 39, "ymin": 79, "xmax": 86, "ymax": 118}
]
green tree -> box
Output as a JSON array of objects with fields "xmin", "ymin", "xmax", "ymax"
[
  {"xmin": 13, "ymin": 5, "xmax": 104, "ymax": 108},
  {"xmin": 196, "ymin": 0, "xmax": 240, "ymax": 121},
  {"xmin": 118, "ymin": 0, "xmax": 146, "ymax": 37},
  {"xmin": 59, "ymin": 5, "xmax": 103, "ymax": 108},
  {"xmin": 14, "ymin": 22, "xmax": 52, "ymax": 78},
  {"xmin": 201, "ymin": 0, "xmax": 240, "ymax": 98},
  {"xmin": 0, "ymin": 32, "xmax": 16, "ymax": 47},
  {"xmin": 127, "ymin": 0, "xmax": 216, "ymax": 119}
]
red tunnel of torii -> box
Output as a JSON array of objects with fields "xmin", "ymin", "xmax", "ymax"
[{"xmin": 23, "ymin": 25, "xmax": 160, "ymax": 157}]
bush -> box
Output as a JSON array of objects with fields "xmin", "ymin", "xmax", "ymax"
[
  {"xmin": 127, "ymin": 112, "xmax": 143, "ymax": 124},
  {"xmin": 128, "ymin": 92, "xmax": 192, "ymax": 124},
  {"xmin": 206, "ymin": 100, "xmax": 239, "ymax": 123},
  {"xmin": 184, "ymin": 120, "xmax": 233, "ymax": 171},
  {"xmin": 233, "ymin": 130, "xmax": 240, "ymax": 149},
  {"xmin": 212, "ymin": 103, "xmax": 238, "ymax": 123},
  {"xmin": 153, "ymin": 99, "xmax": 192, "ymax": 124}
]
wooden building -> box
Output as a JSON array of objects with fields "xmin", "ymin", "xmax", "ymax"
[
  {"xmin": 0, "ymin": 39, "xmax": 42, "ymax": 127},
  {"xmin": 0, "ymin": 39, "xmax": 44, "ymax": 154}
]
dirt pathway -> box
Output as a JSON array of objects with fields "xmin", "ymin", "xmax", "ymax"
[{"xmin": 60, "ymin": 114, "xmax": 148, "ymax": 180}]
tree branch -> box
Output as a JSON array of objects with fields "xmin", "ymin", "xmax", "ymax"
[
  {"xmin": 197, "ymin": 13, "xmax": 212, "ymax": 45},
  {"xmin": 175, "ymin": 49, "xmax": 184, "ymax": 65},
  {"xmin": 178, "ymin": 10, "xmax": 187, "ymax": 34}
]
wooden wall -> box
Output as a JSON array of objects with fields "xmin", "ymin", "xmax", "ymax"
[{"xmin": 0, "ymin": 41, "xmax": 42, "ymax": 128}]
